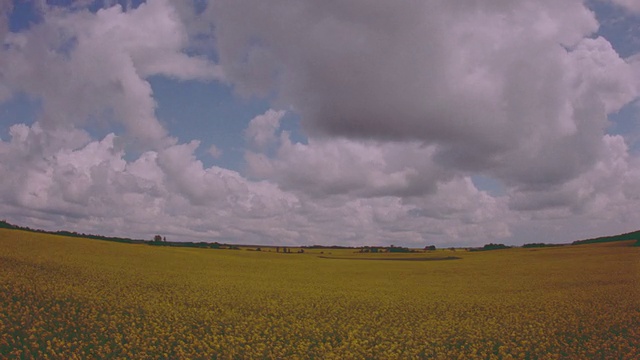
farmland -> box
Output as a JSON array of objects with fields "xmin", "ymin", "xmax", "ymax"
[{"xmin": 1, "ymin": 229, "xmax": 639, "ymax": 359}]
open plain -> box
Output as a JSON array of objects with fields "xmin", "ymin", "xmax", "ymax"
[{"xmin": 1, "ymin": 228, "xmax": 638, "ymax": 359}]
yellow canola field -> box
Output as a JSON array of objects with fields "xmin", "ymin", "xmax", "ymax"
[{"xmin": 1, "ymin": 229, "xmax": 639, "ymax": 359}]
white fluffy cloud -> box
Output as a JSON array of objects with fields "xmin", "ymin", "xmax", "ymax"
[
  {"xmin": 244, "ymin": 109, "xmax": 286, "ymax": 150},
  {"xmin": 0, "ymin": 121, "xmax": 297, "ymax": 242},
  {"xmin": 212, "ymin": 0, "xmax": 639, "ymax": 211},
  {"xmin": 1, "ymin": 120, "xmax": 506, "ymax": 246},
  {"xmin": 1, "ymin": 0, "xmax": 221, "ymax": 148},
  {"xmin": 1, "ymin": 0, "xmax": 640, "ymax": 246},
  {"xmin": 245, "ymin": 128, "xmax": 449, "ymax": 198}
]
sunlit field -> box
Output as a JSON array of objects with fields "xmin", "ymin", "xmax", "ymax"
[{"xmin": 1, "ymin": 229, "xmax": 638, "ymax": 359}]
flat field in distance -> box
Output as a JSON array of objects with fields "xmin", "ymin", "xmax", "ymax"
[{"xmin": 1, "ymin": 229, "xmax": 638, "ymax": 359}]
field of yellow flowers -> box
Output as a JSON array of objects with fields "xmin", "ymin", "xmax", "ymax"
[{"xmin": 1, "ymin": 228, "xmax": 639, "ymax": 359}]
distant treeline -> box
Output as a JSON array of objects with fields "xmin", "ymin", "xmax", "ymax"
[
  {"xmin": 0, "ymin": 220, "xmax": 241, "ymax": 250},
  {"xmin": 3, "ymin": 219, "xmax": 639, "ymax": 249},
  {"xmin": 148, "ymin": 239, "xmax": 240, "ymax": 250},
  {"xmin": 522, "ymin": 243, "xmax": 564, "ymax": 248},
  {"xmin": 572, "ymin": 230, "xmax": 640, "ymax": 247},
  {"xmin": 1, "ymin": 220, "xmax": 147, "ymax": 244},
  {"xmin": 300, "ymin": 245, "xmax": 416, "ymax": 253},
  {"xmin": 469, "ymin": 243, "xmax": 511, "ymax": 252},
  {"xmin": 0, "ymin": 220, "xmax": 18, "ymax": 230},
  {"xmin": 303, "ymin": 245, "xmax": 358, "ymax": 249}
]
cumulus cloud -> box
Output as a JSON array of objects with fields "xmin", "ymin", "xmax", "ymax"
[
  {"xmin": 1, "ymin": 0, "xmax": 221, "ymax": 148},
  {"xmin": 211, "ymin": 0, "xmax": 600, "ymax": 145},
  {"xmin": 508, "ymin": 134, "xmax": 640, "ymax": 212},
  {"xmin": 211, "ymin": 0, "xmax": 639, "ymax": 208},
  {"xmin": 244, "ymin": 117, "xmax": 450, "ymax": 198},
  {"xmin": 0, "ymin": 118, "xmax": 513, "ymax": 246},
  {"xmin": 0, "ymin": 121, "xmax": 298, "ymax": 242},
  {"xmin": 244, "ymin": 109, "xmax": 286, "ymax": 150}
]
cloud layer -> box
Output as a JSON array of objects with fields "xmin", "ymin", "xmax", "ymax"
[{"xmin": 1, "ymin": 0, "xmax": 640, "ymax": 246}]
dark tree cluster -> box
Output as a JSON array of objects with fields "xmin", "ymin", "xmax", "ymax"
[{"xmin": 470, "ymin": 243, "xmax": 511, "ymax": 251}]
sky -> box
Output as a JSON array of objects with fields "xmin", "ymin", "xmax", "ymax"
[{"xmin": 1, "ymin": 0, "xmax": 639, "ymax": 247}]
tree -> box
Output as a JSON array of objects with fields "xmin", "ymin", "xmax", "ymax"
[
  {"xmin": 425, "ymin": 245, "xmax": 436, "ymax": 251},
  {"xmin": 388, "ymin": 245, "xmax": 410, "ymax": 253},
  {"xmin": 153, "ymin": 235, "xmax": 162, "ymax": 242}
]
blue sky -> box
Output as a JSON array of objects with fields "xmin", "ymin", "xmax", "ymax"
[{"xmin": 1, "ymin": 0, "xmax": 639, "ymax": 246}]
